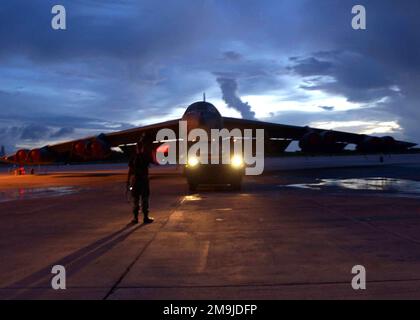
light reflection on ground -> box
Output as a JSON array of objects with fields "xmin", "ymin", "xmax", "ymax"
[
  {"xmin": 183, "ymin": 194, "xmax": 202, "ymax": 201},
  {"xmin": 0, "ymin": 186, "xmax": 80, "ymax": 202},
  {"xmin": 282, "ymin": 177, "xmax": 420, "ymax": 198}
]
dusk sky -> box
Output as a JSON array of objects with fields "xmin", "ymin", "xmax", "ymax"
[{"xmin": 1, "ymin": 0, "xmax": 419, "ymax": 152}]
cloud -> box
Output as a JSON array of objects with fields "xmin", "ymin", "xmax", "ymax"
[
  {"xmin": 288, "ymin": 57, "xmax": 333, "ymax": 77},
  {"xmin": 318, "ymin": 106, "xmax": 335, "ymax": 112},
  {"xmin": 0, "ymin": 124, "xmax": 51, "ymax": 152},
  {"xmin": 0, "ymin": 0, "xmax": 420, "ymax": 152},
  {"xmin": 216, "ymin": 77, "xmax": 256, "ymax": 120},
  {"xmin": 289, "ymin": 51, "xmax": 395, "ymax": 103},
  {"xmin": 222, "ymin": 51, "xmax": 243, "ymax": 61},
  {"xmin": 20, "ymin": 124, "xmax": 51, "ymax": 141},
  {"xmin": 50, "ymin": 127, "xmax": 75, "ymax": 138}
]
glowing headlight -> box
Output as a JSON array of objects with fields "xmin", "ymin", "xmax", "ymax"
[
  {"xmin": 231, "ymin": 155, "xmax": 244, "ymax": 168},
  {"xmin": 187, "ymin": 157, "xmax": 199, "ymax": 167}
]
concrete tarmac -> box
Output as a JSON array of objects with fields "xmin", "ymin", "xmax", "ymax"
[{"xmin": 1, "ymin": 163, "xmax": 420, "ymax": 299}]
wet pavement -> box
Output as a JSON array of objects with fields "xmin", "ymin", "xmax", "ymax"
[
  {"xmin": 1, "ymin": 163, "xmax": 420, "ymax": 299},
  {"xmin": 0, "ymin": 186, "xmax": 81, "ymax": 203},
  {"xmin": 275, "ymin": 163, "xmax": 420, "ymax": 200},
  {"xmin": 282, "ymin": 177, "xmax": 420, "ymax": 199}
]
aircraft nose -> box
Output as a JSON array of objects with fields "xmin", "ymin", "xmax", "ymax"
[
  {"xmin": 184, "ymin": 112, "xmax": 200, "ymax": 130},
  {"xmin": 183, "ymin": 111, "xmax": 213, "ymax": 132},
  {"xmin": 198, "ymin": 112, "xmax": 206, "ymax": 126}
]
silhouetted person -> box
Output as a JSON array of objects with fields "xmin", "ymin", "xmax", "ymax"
[{"xmin": 127, "ymin": 140, "xmax": 154, "ymax": 224}]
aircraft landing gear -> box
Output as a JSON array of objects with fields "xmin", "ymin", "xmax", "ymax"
[
  {"xmin": 230, "ymin": 181, "xmax": 242, "ymax": 191},
  {"xmin": 188, "ymin": 182, "xmax": 198, "ymax": 193}
]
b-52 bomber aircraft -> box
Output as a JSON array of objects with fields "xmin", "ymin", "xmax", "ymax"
[{"xmin": 1, "ymin": 100, "xmax": 416, "ymax": 191}]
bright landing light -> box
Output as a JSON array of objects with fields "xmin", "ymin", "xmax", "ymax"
[
  {"xmin": 187, "ymin": 156, "xmax": 199, "ymax": 167},
  {"xmin": 231, "ymin": 155, "xmax": 244, "ymax": 168}
]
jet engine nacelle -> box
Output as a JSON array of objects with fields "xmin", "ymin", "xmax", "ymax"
[
  {"xmin": 73, "ymin": 140, "xmax": 89, "ymax": 157},
  {"xmin": 320, "ymin": 131, "xmax": 337, "ymax": 146},
  {"xmin": 90, "ymin": 138, "xmax": 112, "ymax": 159},
  {"xmin": 299, "ymin": 131, "xmax": 346, "ymax": 153},
  {"xmin": 357, "ymin": 136, "xmax": 397, "ymax": 153},
  {"xmin": 381, "ymin": 136, "xmax": 397, "ymax": 152},
  {"xmin": 15, "ymin": 149, "xmax": 30, "ymax": 163},
  {"xmin": 72, "ymin": 134, "xmax": 111, "ymax": 160},
  {"xmin": 299, "ymin": 132, "xmax": 322, "ymax": 152},
  {"xmin": 28, "ymin": 147, "xmax": 56, "ymax": 164}
]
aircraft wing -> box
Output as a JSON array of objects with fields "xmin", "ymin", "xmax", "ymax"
[
  {"xmin": 1, "ymin": 119, "xmax": 181, "ymax": 165},
  {"xmin": 222, "ymin": 117, "xmax": 417, "ymax": 153},
  {"xmin": 1, "ymin": 115, "xmax": 417, "ymax": 165}
]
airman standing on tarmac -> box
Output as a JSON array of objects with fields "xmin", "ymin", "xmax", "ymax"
[{"xmin": 127, "ymin": 139, "xmax": 154, "ymax": 224}]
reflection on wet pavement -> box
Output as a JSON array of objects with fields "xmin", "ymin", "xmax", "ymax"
[
  {"xmin": 0, "ymin": 186, "xmax": 80, "ymax": 203},
  {"xmin": 282, "ymin": 177, "xmax": 420, "ymax": 198},
  {"xmin": 183, "ymin": 194, "xmax": 202, "ymax": 201}
]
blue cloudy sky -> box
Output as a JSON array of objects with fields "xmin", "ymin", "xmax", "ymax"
[{"xmin": 1, "ymin": 0, "xmax": 419, "ymax": 152}]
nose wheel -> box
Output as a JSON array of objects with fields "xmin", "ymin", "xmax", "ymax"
[
  {"xmin": 230, "ymin": 181, "xmax": 242, "ymax": 191},
  {"xmin": 188, "ymin": 182, "xmax": 198, "ymax": 193}
]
